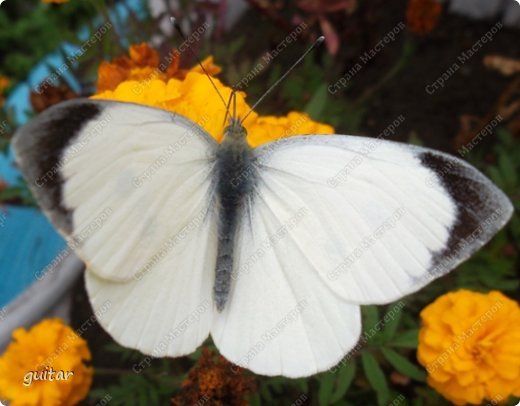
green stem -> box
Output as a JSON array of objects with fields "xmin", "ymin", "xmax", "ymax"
[
  {"xmin": 94, "ymin": 367, "xmax": 134, "ymax": 376},
  {"xmin": 92, "ymin": 0, "xmax": 125, "ymax": 55},
  {"xmin": 352, "ymin": 39, "xmax": 415, "ymax": 109}
]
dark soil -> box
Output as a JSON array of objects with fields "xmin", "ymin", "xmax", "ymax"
[
  {"xmin": 361, "ymin": 8, "xmax": 517, "ymax": 152},
  {"xmin": 228, "ymin": 0, "xmax": 518, "ymax": 152}
]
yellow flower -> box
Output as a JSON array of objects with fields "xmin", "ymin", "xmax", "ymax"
[
  {"xmin": 93, "ymin": 72, "xmax": 256, "ymax": 143},
  {"xmin": 0, "ymin": 319, "xmax": 93, "ymax": 406},
  {"xmin": 92, "ymin": 45, "xmax": 334, "ymax": 146},
  {"xmin": 247, "ymin": 111, "xmax": 334, "ymax": 148},
  {"xmin": 417, "ymin": 290, "xmax": 520, "ymax": 405}
]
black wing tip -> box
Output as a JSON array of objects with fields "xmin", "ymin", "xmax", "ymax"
[
  {"xmin": 13, "ymin": 99, "xmax": 104, "ymax": 149},
  {"xmin": 419, "ymin": 150, "xmax": 513, "ymax": 220},
  {"xmin": 13, "ymin": 99, "xmax": 105, "ymax": 235},
  {"xmin": 419, "ymin": 150, "xmax": 514, "ymax": 276}
]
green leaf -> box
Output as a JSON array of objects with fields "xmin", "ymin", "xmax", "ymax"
[
  {"xmin": 362, "ymin": 305, "xmax": 380, "ymax": 331},
  {"xmin": 381, "ymin": 348, "xmax": 426, "ymax": 381},
  {"xmin": 412, "ymin": 397, "xmax": 424, "ymax": 406},
  {"xmin": 187, "ymin": 347, "xmax": 204, "ymax": 361},
  {"xmin": 390, "ymin": 329, "xmax": 419, "ymax": 348},
  {"xmin": 335, "ymin": 401, "xmax": 355, "ymax": 406},
  {"xmin": 381, "ymin": 305, "xmax": 403, "ymax": 341},
  {"xmin": 149, "ymin": 385, "xmax": 159, "ymax": 404},
  {"xmin": 487, "ymin": 166, "xmax": 505, "ymax": 187},
  {"xmin": 0, "ymin": 186, "xmax": 24, "ymax": 201},
  {"xmin": 293, "ymin": 377, "xmax": 309, "ymax": 393},
  {"xmin": 248, "ymin": 393, "xmax": 262, "ymax": 406},
  {"xmin": 498, "ymin": 154, "xmax": 517, "ymax": 187},
  {"xmin": 227, "ymin": 36, "xmax": 246, "ymax": 55},
  {"xmin": 363, "ymin": 305, "xmax": 383, "ymax": 345},
  {"xmin": 92, "ymin": 372, "xmax": 174, "ymax": 404},
  {"xmin": 492, "ymin": 279, "xmax": 520, "ymax": 291},
  {"xmin": 361, "ymin": 352, "xmax": 389, "ymax": 405},
  {"xmin": 304, "ymin": 83, "xmax": 328, "ymax": 119},
  {"xmin": 407, "ymin": 131, "xmax": 424, "ymax": 146},
  {"xmin": 259, "ymin": 382, "xmax": 273, "ymax": 402},
  {"xmin": 319, "ymin": 371, "xmax": 335, "ymax": 406},
  {"xmin": 330, "ymin": 361, "xmax": 357, "ymax": 403}
]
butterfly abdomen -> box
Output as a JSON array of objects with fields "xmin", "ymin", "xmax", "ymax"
[{"xmin": 214, "ymin": 125, "xmax": 257, "ymax": 311}]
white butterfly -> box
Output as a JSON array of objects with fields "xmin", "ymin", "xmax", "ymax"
[{"xmin": 13, "ymin": 97, "xmax": 512, "ymax": 378}]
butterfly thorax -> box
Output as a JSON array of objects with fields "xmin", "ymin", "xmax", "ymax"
[{"xmin": 214, "ymin": 119, "xmax": 257, "ymax": 311}]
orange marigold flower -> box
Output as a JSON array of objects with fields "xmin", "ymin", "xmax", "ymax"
[
  {"xmin": 406, "ymin": 0, "xmax": 443, "ymax": 35},
  {"xmin": 96, "ymin": 60, "xmax": 133, "ymax": 93},
  {"xmin": 172, "ymin": 348, "xmax": 256, "ymax": 406},
  {"xmin": 92, "ymin": 45, "xmax": 334, "ymax": 146},
  {"xmin": 0, "ymin": 318, "xmax": 93, "ymax": 406},
  {"xmin": 129, "ymin": 42, "xmax": 160, "ymax": 67},
  {"xmin": 0, "ymin": 75, "xmax": 9, "ymax": 108},
  {"xmin": 417, "ymin": 290, "xmax": 520, "ymax": 405},
  {"xmin": 96, "ymin": 42, "xmax": 210, "ymax": 93},
  {"xmin": 0, "ymin": 76, "xmax": 8, "ymax": 92}
]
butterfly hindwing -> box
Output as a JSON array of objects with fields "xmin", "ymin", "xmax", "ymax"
[
  {"xmin": 85, "ymin": 205, "xmax": 218, "ymax": 357},
  {"xmin": 212, "ymin": 198, "xmax": 362, "ymax": 377}
]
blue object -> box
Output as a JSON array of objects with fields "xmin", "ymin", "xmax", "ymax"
[{"xmin": 0, "ymin": 206, "xmax": 66, "ymax": 308}]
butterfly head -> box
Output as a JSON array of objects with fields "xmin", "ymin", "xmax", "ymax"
[
  {"xmin": 222, "ymin": 90, "xmax": 247, "ymax": 142},
  {"xmin": 223, "ymin": 117, "xmax": 247, "ymax": 142}
]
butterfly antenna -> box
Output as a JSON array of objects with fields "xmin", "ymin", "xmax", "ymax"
[
  {"xmin": 233, "ymin": 90, "xmax": 237, "ymax": 118},
  {"xmin": 170, "ymin": 17, "xmax": 228, "ymax": 110},
  {"xmin": 241, "ymin": 36, "xmax": 325, "ymax": 124},
  {"xmin": 222, "ymin": 89, "xmax": 234, "ymax": 125}
]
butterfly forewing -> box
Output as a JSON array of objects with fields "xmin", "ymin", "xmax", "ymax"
[
  {"xmin": 210, "ymin": 133, "xmax": 512, "ymax": 377},
  {"xmin": 14, "ymin": 100, "xmax": 219, "ymax": 356}
]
